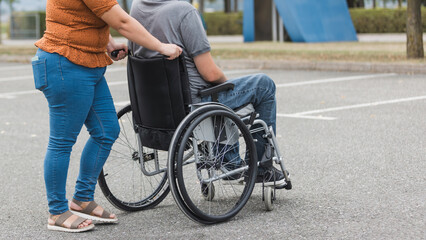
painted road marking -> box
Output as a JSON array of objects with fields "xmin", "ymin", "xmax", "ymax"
[
  {"xmin": 278, "ymin": 95, "xmax": 426, "ymax": 120},
  {"xmin": 292, "ymin": 96, "xmax": 426, "ymax": 116},
  {"xmin": 0, "ymin": 65, "xmax": 32, "ymax": 72},
  {"xmin": 0, "ymin": 68, "xmax": 259, "ymax": 84},
  {"xmin": 0, "ymin": 69, "xmax": 261, "ymax": 98},
  {"xmin": 0, "ymin": 75, "xmax": 34, "ymax": 83},
  {"xmin": 0, "ymin": 67, "xmax": 127, "ymax": 83},
  {"xmin": 0, "ymin": 90, "xmax": 38, "ymax": 99},
  {"xmin": 114, "ymin": 101, "xmax": 130, "ymax": 107},
  {"xmin": 276, "ymin": 73, "xmax": 396, "ymax": 88},
  {"xmin": 277, "ymin": 114, "xmax": 336, "ymax": 121}
]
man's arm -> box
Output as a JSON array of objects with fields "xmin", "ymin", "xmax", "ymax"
[{"xmin": 193, "ymin": 51, "xmax": 227, "ymax": 84}]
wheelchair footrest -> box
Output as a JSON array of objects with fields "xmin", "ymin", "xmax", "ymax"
[{"xmin": 275, "ymin": 180, "xmax": 292, "ymax": 190}]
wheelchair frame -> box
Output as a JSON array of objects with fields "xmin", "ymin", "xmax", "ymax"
[{"xmin": 98, "ymin": 56, "xmax": 291, "ymax": 224}]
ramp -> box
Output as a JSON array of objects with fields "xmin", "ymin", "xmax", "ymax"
[
  {"xmin": 243, "ymin": 0, "xmax": 358, "ymax": 42},
  {"xmin": 274, "ymin": 0, "xmax": 357, "ymax": 42}
]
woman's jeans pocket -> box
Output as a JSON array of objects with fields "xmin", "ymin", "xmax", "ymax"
[{"xmin": 32, "ymin": 58, "xmax": 47, "ymax": 91}]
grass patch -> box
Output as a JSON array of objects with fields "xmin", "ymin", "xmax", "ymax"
[
  {"xmin": 211, "ymin": 42, "xmax": 426, "ymax": 63},
  {"xmin": 0, "ymin": 42, "xmax": 424, "ymax": 64}
]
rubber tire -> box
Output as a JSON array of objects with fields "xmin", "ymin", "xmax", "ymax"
[
  {"xmin": 168, "ymin": 104, "xmax": 257, "ymax": 224},
  {"xmin": 98, "ymin": 104, "xmax": 169, "ymax": 211}
]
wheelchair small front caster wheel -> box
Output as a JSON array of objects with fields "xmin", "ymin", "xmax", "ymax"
[
  {"xmin": 201, "ymin": 183, "xmax": 215, "ymax": 201},
  {"xmin": 264, "ymin": 186, "xmax": 274, "ymax": 211}
]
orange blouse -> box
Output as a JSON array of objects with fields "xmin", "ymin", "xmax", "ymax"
[{"xmin": 35, "ymin": 0, "xmax": 118, "ymax": 68}]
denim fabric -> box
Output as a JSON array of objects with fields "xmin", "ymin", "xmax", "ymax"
[
  {"xmin": 201, "ymin": 73, "xmax": 277, "ymax": 172},
  {"xmin": 32, "ymin": 49, "xmax": 120, "ymax": 215}
]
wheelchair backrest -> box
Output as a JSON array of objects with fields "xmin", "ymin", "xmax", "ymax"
[{"xmin": 127, "ymin": 55, "xmax": 192, "ymax": 150}]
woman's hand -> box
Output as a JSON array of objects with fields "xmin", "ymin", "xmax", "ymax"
[
  {"xmin": 107, "ymin": 36, "xmax": 128, "ymax": 61},
  {"xmin": 160, "ymin": 43, "xmax": 182, "ymax": 60},
  {"xmin": 107, "ymin": 44, "xmax": 128, "ymax": 61}
]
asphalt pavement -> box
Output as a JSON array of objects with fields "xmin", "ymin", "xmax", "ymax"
[{"xmin": 0, "ymin": 62, "xmax": 425, "ymax": 239}]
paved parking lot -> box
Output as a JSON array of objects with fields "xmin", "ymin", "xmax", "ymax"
[{"xmin": 0, "ymin": 62, "xmax": 425, "ymax": 239}]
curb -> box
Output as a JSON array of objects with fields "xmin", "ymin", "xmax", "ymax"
[
  {"xmin": 2, "ymin": 55, "xmax": 425, "ymax": 75},
  {"xmin": 216, "ymin": 59, "xmax": 426, "ymax": 75}
]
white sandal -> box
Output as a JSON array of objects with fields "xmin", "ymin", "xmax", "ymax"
[
  {"xmin": 47, "ymin": 210, "xmax": 94, "ymax": 233},
  {"xmin": 70, "ymin": 199, "xmax": 118, "ymax": 223}
]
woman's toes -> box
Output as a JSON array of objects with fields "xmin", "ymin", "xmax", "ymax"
[
  {"xmin": 84, "ymin": 219, "xmax": 92, "ymax": 226},
  {"xmin": 78, "ymin": 219, "xmax": 91, "ymax": 228},
  {"xmin": 48, "ymin": 218, "xmax": 55, "ymax": 226}
]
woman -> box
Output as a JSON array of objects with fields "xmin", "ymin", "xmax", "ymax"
[{"xmin": 32, "ymin": 0, "xmax": 182, "ymax": 233}]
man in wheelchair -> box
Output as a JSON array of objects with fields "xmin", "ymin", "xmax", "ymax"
[{"xmin": 128, "ymin": 0, "xmax": 287, "ymax": 187}]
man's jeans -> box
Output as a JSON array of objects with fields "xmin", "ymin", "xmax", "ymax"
[
  {"xmin": 201, "ymin": 73, "xmax": 277, "ymax": 173},
  {"xmin": 32, "ymin": 49, "xmax": 120, "ymax": 215}
]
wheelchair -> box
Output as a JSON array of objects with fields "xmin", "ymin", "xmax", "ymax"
[{"xmin": 98, "ymin": 54, "xmax": 292, "ymax": 224}]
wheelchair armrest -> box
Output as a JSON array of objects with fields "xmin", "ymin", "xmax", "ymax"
[{"xmin": 198, "ymin": 82, "xmax": 235, "ymax": 100}]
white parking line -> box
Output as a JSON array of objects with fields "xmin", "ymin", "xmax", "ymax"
[
  {"xmin": 103, "ymin": 70, "xmax": 261, "ymax": 88},
  {"xmin": 0, "ymin": 90, "xmax": 38, "ymax": 99},
  {"xmin": 278, "ymin": 95, "xmax": 426, "ymax": 120},
  {"xmin": 104, "ymin": 67, "xmax": 259, "ymax": 75},
  {"xmin": 277, "ymin": 114, "xmax": 336, "ymax": 121},
  {"xmin": 276, "ymin": 73, "xmax": 396, "ymax": 88},
  {"xmin": 106, "ymin": 67, "xmax": 126, "ymax": 73},
  {"xmin": 292, "ymin": 96, "xmax": 426, "ymax": 116},
  {"xmin": 0, "ymin": 69, "xmax": 412, "ymax": 123},
  {"xmin": 0, "ymin": 67, "xmax": 126, "ymax": 83},
  {"xmin": 0, "ymin": 75, "xmax": 34, "ymax": 83},
  {"xmin": 114, "ymin": 101, "xmax": 130, "ymax": 107},
  {"xmin": 1, "ymin": 71, "xmax": 259, "ymax": 98},
  {"xmin": 108, "ymin": 81, "xmax": 127, "ymax": 86},
  {"xmin": 0, "ymin": 68, "xmax": 259, "ymax": 84},
  {"xmin": 0, "ymin": 65, "xmax": 32, "ymax": 72},
  {"xmin": 0, "ymin": 81, "xmax": 128, "ymax": 98}
]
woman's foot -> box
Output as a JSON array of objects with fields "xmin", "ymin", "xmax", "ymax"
[
  {"xmin": 70, "ymin": 199, "xmax": 118, "ymax": 223},
  {"xmin": 47, "ymin": 211, "xmax": 94, "ymax": 232}
]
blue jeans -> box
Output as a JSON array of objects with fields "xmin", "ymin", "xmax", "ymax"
[
  {"xmin": 32, "ymin": 49, "xmax": 120, "ymax": 215},
  {"xmin": 201, "ymin": 73, "xmax": 277, "ymax": 173}
]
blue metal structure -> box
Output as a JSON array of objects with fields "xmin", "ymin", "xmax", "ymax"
[
  {"xmin": 243, "ymin": 0, "xmax": 255, "ymax": 42},
  {"xmin": 243, "ymin": 0, "xmax": 358, "ymax": 43}
]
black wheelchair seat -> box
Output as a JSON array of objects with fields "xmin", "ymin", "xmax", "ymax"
[{"xmin": 127, "ymin": 55, "xmax": 192, "ymax": 150}]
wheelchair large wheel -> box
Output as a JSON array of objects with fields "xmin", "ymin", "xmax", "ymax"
[
  {"xmin": 98, "ymin": 104, "xmax": 169, "ymax": 211},
  {"xmin": 168, "ymin": 104, "xmax": 257, "ymax": 224}
]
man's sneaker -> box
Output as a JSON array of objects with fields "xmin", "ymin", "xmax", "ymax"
[{"xmin": 255, "ymin": 167, "xmax": 288, "ymax": 187}]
